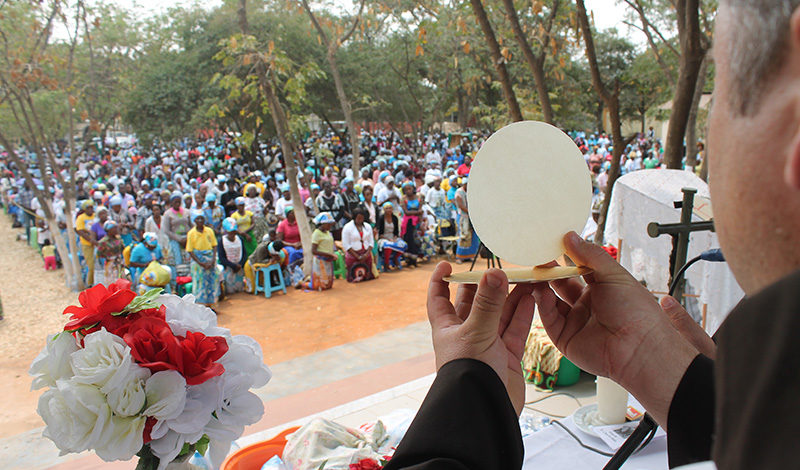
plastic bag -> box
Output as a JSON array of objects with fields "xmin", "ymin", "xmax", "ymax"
[
  {"xmin": 282, "ymin": 418, "xmax": 385, "ymax": 470},
  {"xmin": 140, "ymin": 260, "xmax": 171, "ymax": 287}
]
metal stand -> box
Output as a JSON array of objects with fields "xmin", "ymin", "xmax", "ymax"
[
  {"xmin": 469, "ymin": 242, "xmax": 503, "ymax": 271},
  {"xmin": 647, "ymin": 187, "xmax": 715, "ymax": 303}
]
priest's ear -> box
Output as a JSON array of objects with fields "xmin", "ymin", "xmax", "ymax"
[{"xmin": 786, "ymin": 8, "xmax": 800, "ymax": 191}]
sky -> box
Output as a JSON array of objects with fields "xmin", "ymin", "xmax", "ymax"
[{"xmin": 111, "ymin": 0, "xmax": 640, "ymax": 39}]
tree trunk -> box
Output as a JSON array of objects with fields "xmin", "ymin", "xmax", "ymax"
[
  {"xmin": 500, "ymin": 0, "xmax": 555, "ymax": 124},
  {"xmin": 685, "ymin": 54, "xmax": 709, "ymax": 172},
  {"xmin": 663, "ymin": 0, "xmax": 705, "ymax": 169},
  {"xmin": 468, "ymin": 0, "xmax": 524, "ymax": 122},
  {"xmin": 595, "ymin": 100, "xmax": 605, "ymax": 132},
  {"xmin": 259, "ymin": 69, "xmax": 314, "ymax": 275},
  {"xmin": 326, "ymin": 50, "xmax": 362, "ymax": 177}
]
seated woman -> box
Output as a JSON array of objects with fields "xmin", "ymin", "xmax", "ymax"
[
  {"xmin": 129, "ymin": 232, "xmax": 165, "ymax": 289},
  {"xmin": 305, "ymin": 212, "xmax": 337, "ymax": 291},
  {"xmin": 218, "ymin": 217, "xmax": 247, "ymax": 295},
  {"xmin": 186, "ymin": 210, "xmax": 220, "ymax": 308},
  {"xmin": 276, "ymin": 206, "xmax": 304, "ymax": 265},
  {"xmin": 376, "ymin": 202, "xmax": 407, "ymax": 270},
  {"xmin": 341, "ymin": 207, "xmax": 375, "ymax": 283},
  {"xmin": 94, "ymin": 220, "xmax": 126, "ymax": 287}
]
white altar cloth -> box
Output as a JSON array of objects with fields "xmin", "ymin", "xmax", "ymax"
[{"xmin": 522, "ymin": 416, "xmax": 668, "ymax": 470}]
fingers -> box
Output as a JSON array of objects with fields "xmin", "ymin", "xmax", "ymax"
[
  {"xmin": 427, "ymin": 262, "xmax": 459, "ymax": 330},
  {"xmin": 532, "ymin": 283, "xmax": 570, "ymax": 344},
  {"xmin": 501, "ymin": 291, "xmax": 536, "ymax": 361},
  {"xmin": 563, "ymin": 231, "xmax": 623, "ymax": 277},
  {"xmin": 462, "ymin": 269, "xmax": 508, "ymax": 337},
  {"xmin": 454, "ymin": 284, "xmax": 478, "ymax": 321},
  {"xmin": 661, "ymin": 296, "xmax": 717, "ymax": 359},
  {"xmin": 499, "ymin": 283, "xmax": 534, "ymax": 336}
]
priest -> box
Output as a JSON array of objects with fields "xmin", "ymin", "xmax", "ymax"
[{"xmin": 385, "ymin": 1, "xmax": 800, "ymax": 468}]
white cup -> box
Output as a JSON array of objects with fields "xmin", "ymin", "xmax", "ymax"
[{"xmin": 596, "ymin": 376, "xmax": 629, "ymax": 425}]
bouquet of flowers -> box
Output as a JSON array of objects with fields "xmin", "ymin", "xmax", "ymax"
[{"xmin": 30, "ymin": 279, "xmax": 271, "ymax": 470}]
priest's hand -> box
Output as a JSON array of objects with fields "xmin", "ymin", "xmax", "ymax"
[
  {"xmin": 427, "ymin": 262, "xmax": 535, "ymax": 416},
  {"xmin": 532, "ymin": 232, "xmax": 698, "ymax": 427}
]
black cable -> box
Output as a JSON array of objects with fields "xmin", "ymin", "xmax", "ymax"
[
  {"xmin": 551, "ymin": 420, "xmax": 615, "ymax": 457},
  {"xmin": 669, "ymin": 254, "xmax": 702, "ymax": 297},
  {"xmin": 602, "ymin": 414, "xmax": 657, "ymax": 469}
]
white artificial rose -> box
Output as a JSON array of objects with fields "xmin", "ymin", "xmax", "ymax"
[
  {"xmin": 150, "ymin": 429, "xmax": 204, "ymax": 470},
  {"xmin": 159, "ymin": 294, "xmax": 230, "ymax": 338},
  {"xmin": 106, "ymin": 365, "xmax": 150, "ymax": 417},
  {"xmin": 39, "ymin": 380, "xmax": 111, "ymax": 455},
  {"xmin": 220, "ymin": 335, "xmax": 272, "ymax": 389},
  {"xmin": 149, "ymin": 377, "xmax": 220, "ymax": 441},
  {"xmin": 143, "ymin": 370, "xmax": 187, "ymax": 421},
  {"xmin": 71, "ymin": 329, "xmax": 137, "ymax": 391},
  {"xmin": 94, "ymin": 414, "xmax": 147, "ymax": 462},
  {"xmin": 30, "ymin": 333, "xmax": 79, "ymax": 390}
]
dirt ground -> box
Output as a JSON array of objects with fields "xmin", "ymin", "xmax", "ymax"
[{"xmin": 0, "ymin": 214, "xmax": 476, "ymax": 439}]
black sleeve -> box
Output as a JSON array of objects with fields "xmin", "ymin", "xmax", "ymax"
[
  {"xmin": 384, "ymin": 359, "xmax": 523, "ymax": 470},
  {"xmin": 392, "ymin": 215, "xmax": 400, "ymax": 237},
  {"xmin": 376, "ymin": 216, "xmax": 385, "ymax": 236},
  {"xmin": 666, "ymin": 354, "xmax": 715, "ymax": 468}
]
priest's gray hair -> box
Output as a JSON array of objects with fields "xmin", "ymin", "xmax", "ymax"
[{"xmin": 725, "ymin": 0, "xmax": 800, "ymax": 115}]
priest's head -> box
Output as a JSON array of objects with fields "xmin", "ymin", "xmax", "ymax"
[{"xmin": 709, "ymin": 0, "xmax": 800, "ymax": 294}]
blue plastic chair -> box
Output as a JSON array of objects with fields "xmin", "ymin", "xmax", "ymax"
[{"xmin": 254, "ymin": 264, "xmax": 287, "ymax": 298}]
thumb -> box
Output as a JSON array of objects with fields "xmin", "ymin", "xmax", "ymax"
[
  {"xmin": 563, "ymin": 231, "xmax": 623, "ymax": 275},
  {"xmin": 660, "ymin": 296, "xmax": 717, "ymax": 359},
  {"xmin": 463, "ymin": 269, "xmax": 508, "ymax": 337}
]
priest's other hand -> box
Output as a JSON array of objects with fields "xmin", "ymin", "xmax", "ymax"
[
  {"xmin": 660, "ymin": 295, "xmax": 717, "ymax": 359},
  {"xmin": 532, "ymin": 232, "xmax": 698, "ymax": 427},
  {"xmin": 427, "ymin": 262, "xmax": 535, "ymax": 416}
]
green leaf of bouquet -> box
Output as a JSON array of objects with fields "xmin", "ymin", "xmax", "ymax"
[
  {"xmin": 114, "ymin": 288, "xmax": 164, "ymax": 316},
  {"xmin": 195, "ymin": 435, "xmax": 210, "ymax": 456},
  {"xmin": 135, "ymin": 445, "xmax": 159, "ymax": 470}
]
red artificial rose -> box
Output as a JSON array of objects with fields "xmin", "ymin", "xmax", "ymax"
[
  {"xmin": 123, "ymin": 316, "xmax": 184, "ymax": 374},
  {"xmin": 143, "ymin": 417, "xmax": 157, "ymax": 444},
  {"xmin": 123, "ymin": 316, "xmax": 229, "ymax": 386},
  {"xmin": 105, "ymin": 306, "xmax": 166, "ymax": 338},
  {"xmin": 349, "ymin": 459, "xmax": 383, "ymax": 470},
  {"xmin": 179, "ymin": 331, "xmax": 229, "ymax": 385},
  {"xmin": 63, "ymin": 279, "xmax": 137, "ymax": 333}
]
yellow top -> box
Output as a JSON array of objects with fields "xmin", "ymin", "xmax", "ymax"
[
  {"xmin": 231, "ymin": 210, "xmax": 253, "ymax": 232},
  {"xmin": 75, "ymin": 213, "xmax": 94, "ymax": 246},
  {"xmin": 185, "ymin": 226, "xmax": 217, "ymax": 252},
  {"xmin": 42, "ymin": 245, "xmax": 56, "ymax": 257},
  {"xmin": 312, "ymin": 228, "xmax": 334, "ymax": 255}
]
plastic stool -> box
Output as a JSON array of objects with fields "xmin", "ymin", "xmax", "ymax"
[
  {"xmin": 255, "ymin": 264, "xmax": 287, "ymax": 298},
  {"xmin": 333, "ymin": 251, "xmax": 346, "ymax": 279}
]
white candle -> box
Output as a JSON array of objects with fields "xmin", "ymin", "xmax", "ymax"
[{"xmin": 596, "ymin": 376, "xmax": 629, "ymax": 425}]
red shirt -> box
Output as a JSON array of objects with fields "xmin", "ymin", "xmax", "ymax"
[
  {"xmin": 277, "ymin": 219, "xmax": 301, "ymax": 244},
  {"xmin": 457, "ymin": 163, "xmax": 471, "ymax": 176}
]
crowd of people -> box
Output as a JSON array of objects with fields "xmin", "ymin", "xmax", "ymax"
[{"xmin": 1, "ymin": 126, "xmax": 690, "ymax": 309}]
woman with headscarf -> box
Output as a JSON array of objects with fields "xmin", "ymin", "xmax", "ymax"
[
  {"xmin": 232, "ymin": 196, "xmax": 257, "ymax": 257},
  {"xmin": 163, "ymin": 191, "xmax": 191, "ymax": 266},
  {"xmin": 186, "ymin": 210, "xmax": 220, "ymax": 307},
  {"xmin": 109, "ymin": 195, "xmax": 135, "ymax": 246},
  {"xmin": 241, "ymin": 183, "xmax": 266, "ymax": 237},
  {"xmin": 454, "ymin": 177, "xmax": 479, "ymax": 263},
  {"xmin": 315, "ymin": 181, "xmax": 347, "ymax": 240},
  {"xmin": 94, "ymin": 220, "xmax": 126, "ymax": 287},
  {"xmin": 305, "ymin": 212, "xmax": 336, "ymax": 291},
  {"xmin": 203, "ymin": 193, "xmax": 224, "ymax": 234},
  {"xmin": 376, "ymin": 202, "xmax": 407, "ymax": 270},
  {"xmin": 400, "ymin": 181, "xmax": 421, "ymax": 267},
  {"xmin": 341, "ymin": 207, "xmax": 375, "ymax": 283},
  {"xmin": 218, "ymin": 217, "xmax": 246, "ymax": 295},
  {"xmin": 129, "ymin": 232, "xmax": 164, "ymax": 289},
  {"xmin": 341, "ymin": 176, "xmax": 360, "ymax": 222}
]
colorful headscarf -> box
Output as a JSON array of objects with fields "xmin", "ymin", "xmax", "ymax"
[
  {"xmin": 190, "ymin": 209, "xmax": 204, "ymax": 223},
  {"xmin": 314, "ymin": 212, "xmax": 335, "ymax": 225},
  {"xmin": 235, "ymin": 196, "xmax": 245, "ymax": 206},
  {"xmin": 143, "ymin": 232, "xmax": 158, "ymax": 247},
  {"xmin": 103, "ymin": 220, "xmax": 117, "ymax": 231},
  {"xmin": 222, "ymin": 217, "xmax": 237, "ymax": 233}
]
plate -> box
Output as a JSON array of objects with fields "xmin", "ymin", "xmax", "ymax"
[
  {"xmin": 467, "ymin": 121, "xmax": 592, "ymax": 267},
  {"xmin": 444, "ymin": 266, "xmax": 592, "ymax": 284},
  {"xmin": 573, "ymin": 403, "xmax": 603, "ymax": 437}
]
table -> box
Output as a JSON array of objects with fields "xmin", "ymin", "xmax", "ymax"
[{"xmin": 522, "ymin": 416, "xmax": 668, "ymax": 469}]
